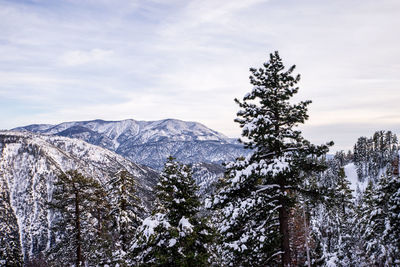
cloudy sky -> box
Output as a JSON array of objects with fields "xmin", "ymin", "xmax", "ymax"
[{"xmin": 1, "ymin": 0, "xmax": 400, "ymax": 151}]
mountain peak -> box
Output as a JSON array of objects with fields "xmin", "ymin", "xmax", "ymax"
[
  {"xmin": 14, "ymin": 118, "xmax": 230, "ymax": 143},
  {"xmin": 13, "ymin": 118, "xmax": 248, "ymax": 169}
]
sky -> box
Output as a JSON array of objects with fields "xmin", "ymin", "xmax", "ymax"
[{"xmin": 1, "ymin": 0, "xmax": 400, "ymax": 152}]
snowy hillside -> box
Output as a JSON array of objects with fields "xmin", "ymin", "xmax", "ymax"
[
  {"xmin": 14, "ymin": 119, "xmax": 248, "ymax": 169},
  {"xmin": 0, "ymin": 131, "xmax": 159, "ymax": 262},
  {"xmin": 344, "ymin": 163, "xmax": 368, "ymax": 196},
  {"xmin": 191, "ymin": 162, "xmax": 225, "ymax": 195}
]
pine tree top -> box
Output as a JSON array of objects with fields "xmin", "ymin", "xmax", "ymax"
[
  {"xmin": 155, "ymin": 156, "xmax": 200, "ymax": 225},
  {"xmin": 234, "ymin": 51, "xmax": 332, "ymax": 159}
]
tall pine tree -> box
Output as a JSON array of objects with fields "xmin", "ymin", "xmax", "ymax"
[
  {"xmin": 359, "ymin": 172, "xmax": 395, "ymax": 266},
  {"xmin": 107, "ymin": 170, "xmax": 145, "ymax": 265},
  {"xmin": 332, "ymin": 167, "xmax": 357, "ymax": 266},
  {"xmin": 211, "ymin": 51, "xmax": 331, "ymax": 266},
  {"xmin": 47, "ymin": 170, "xmax": 112, "ymax": 266},
  {"xmin": 383, "ymin": 173, "xmax": 400, "ymax": 264},
  {"xmin": 358, "ymin": 180, "xmax": 384, "ymax": 265}
]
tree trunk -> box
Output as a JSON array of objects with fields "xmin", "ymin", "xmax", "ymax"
[
  {"xmin": 121, "ymin": 198, "xmax": 127, "ymax": 252},
  {"xmin": 279, "ymin": 202, "xmax": 291, "ymax": 266},
  {"xmin": 303, "ymin": 207, "xmax": 311, "ymax": 267}
]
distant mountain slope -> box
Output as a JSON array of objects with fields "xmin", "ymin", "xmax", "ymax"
[
  {"xmin": 0, "ymin": 131, "xmax": 159, "ymax": 261},
  {"xmin": 191, "ymin": 162, "xmax": 225, "ymax": 195},
  {"xmin": 14, "ymin": 119, "xmax": 249, "ymax": 169}
]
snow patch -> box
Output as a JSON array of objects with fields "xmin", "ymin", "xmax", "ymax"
[{"xmin": 344, "ymin": 163, "xmax": 368, "ymax": 196}]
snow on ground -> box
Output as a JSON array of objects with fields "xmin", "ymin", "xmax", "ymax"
[{"xmin": 344, "ymin": 163, "xmax": 368, "ymax": 196}]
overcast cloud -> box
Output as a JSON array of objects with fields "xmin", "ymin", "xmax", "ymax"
[{"xmin": 1, "ymin": 0, "xmax": 400, "ymax": 152}]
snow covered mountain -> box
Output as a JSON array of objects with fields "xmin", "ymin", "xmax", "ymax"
[
  {"xmin": 0, "ymin": 131, "xmax": 159, "ymax": 262},
  {"xmin": 14, "ymin": 119, "xmax": 248, "ymax": 169},
  {"xmin": 191, "ymin": 162, "xmax": 225, "ymax": 196}
]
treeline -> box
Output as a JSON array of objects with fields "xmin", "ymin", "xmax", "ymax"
[
  {"xmin": 353, "ymin": 131, "xmax": 398, "ymax": 180},
  {"xmin": 2, "ymin": 52, "xmax": 400, "ymax": 266}
]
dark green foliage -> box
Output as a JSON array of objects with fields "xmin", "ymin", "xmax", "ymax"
[
  {"xmin": 354, "ymin": 131, "xmax": 398, "ymax": 180},
  {"xmin": 47, "ymin": 170, "xmax": 112, "ymax": 266},
  {"xmin": 333, "ymin": 167, "xmax": 357, "ymax": 265},
  {"xmin": 358, "ymin": 171, "xmax": 400, "ymax": 266},
  {"xmin": 132, "ymin": 157, "xmax": 213, "ymax": 266},
  {"xmin": 0, "ymin": 187, "xmax": 23, "ymax": 266},
  {"xmin": 107, "ymin": 170, "xmax": 144, "ymax": 264},
  {"xmin": 358, "ymin": 180, "xmax": 384, "ymax": 265},
  {"xmin": 155, "ymin": 157, "xmax": 200, "ymax": 225},
  {"xmin": 211, "ymin": 51, "xmax": 331, "ymax": 266},
  {"xmin": 387, "ymin": 175, "xmax": 400, "ymax": 264}
]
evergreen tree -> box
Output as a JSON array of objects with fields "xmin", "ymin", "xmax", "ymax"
[
  {"xmin": 211, "ymin": 51, "xmax": 331, "ymax": 266},
  {"xmin": 0, "ymin": 186, "xmax": 23, "ymax": 266},
  {"xmin": 298, "ymin": 172, "xmax": 331, "ymax": 267},
  {"xmin": 360, "ymin": 174, "xmax": 392, "ymax": 265},
  {"xmin": 132, "ymin": 157, "xmax": 213, "ymax": 266},
  {"xmin": 332, "ymin": 167, "xmax": 357, "ymax": 266},
  {"xmin": 354, "ymin": 137, "xmax": 368, "ymax": 180},
  {"xmin": 358, "ymin": 181, "xmax": 382, "ymax": 265},
  {"xmin": 353, "ymin": 131, "xmax": 398, "ymax": 181},
  {"xmin": 385, "ymin": 174, "xmax": 400, "ymax": 264},
  {"xmin": 47, "ymin": 170, "xmax": 112, "ymax": 266},
  {"xmin": 358, "ymin": 170, "xmax": 400, "ymax": 265},
  {"xmin": 107, "ymin": 170, "xmax": 144, "ymax": 265}
]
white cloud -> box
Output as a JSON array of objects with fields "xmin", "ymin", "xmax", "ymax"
[
  {"xmin": 60, "ymin": 49, "xmax": 114, "ymax": 66},
  {"xmin": 2, "ymin": 0, "xmax": 400, "ymax": 152}
]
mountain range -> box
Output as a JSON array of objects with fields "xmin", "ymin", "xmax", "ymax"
[{"xmin": 14, "ymin": 119, "xmax": 248, "ymax": 169}]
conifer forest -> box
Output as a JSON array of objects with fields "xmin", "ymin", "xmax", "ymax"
[{"xmin": 1, "ymin": 52, "xmax": 400, "ymax": 267}]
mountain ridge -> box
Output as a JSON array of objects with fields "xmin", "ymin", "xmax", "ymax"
[
  {"xmin": 13, "ymin": 118, "xmax": 232, "ymax": 142},
  {"xmin": 0, "ymin": 130, "xmax": 160, "ymax": 261},
  {"xmin": 14, "ymin": 118, "xmax": 248, "ymax": 169}
]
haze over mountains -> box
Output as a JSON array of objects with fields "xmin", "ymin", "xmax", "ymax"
[{"xmin": 14, "ymin": 118, "xmax": 248, "ymax": 169}]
